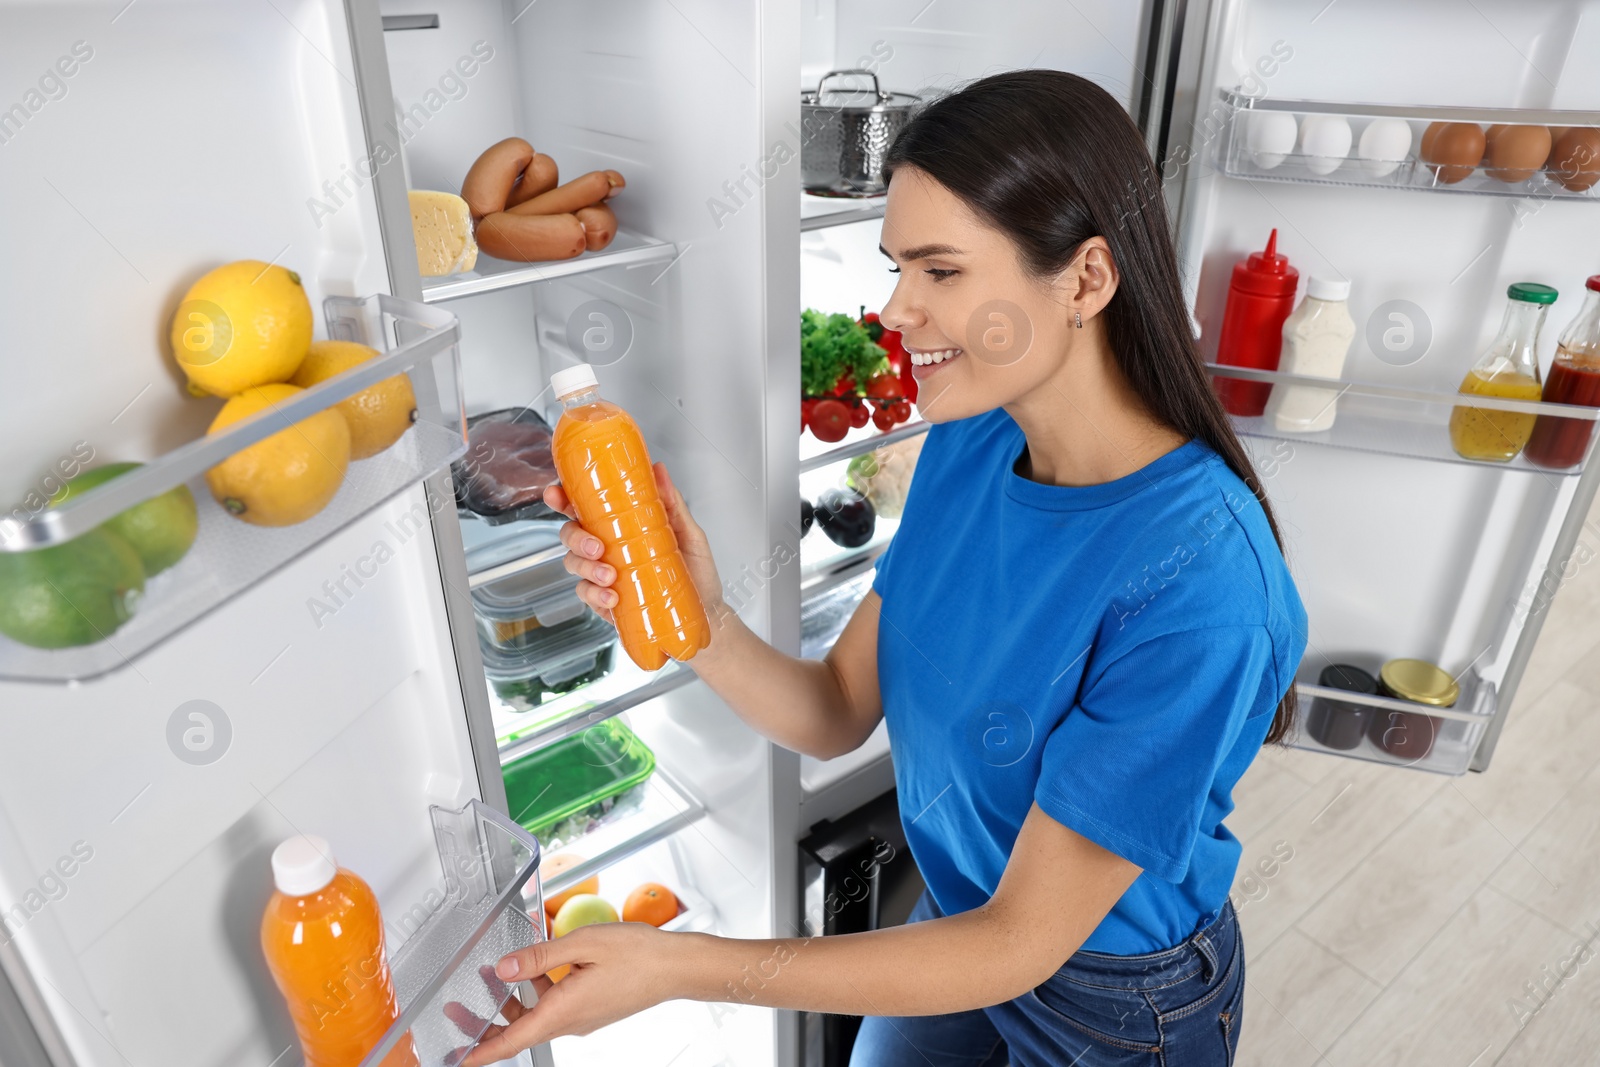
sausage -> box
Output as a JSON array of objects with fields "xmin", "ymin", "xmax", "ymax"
[
  {"xmin": 575, "ymin": 203, "xmax": 617, "ymax": 252},
  {"xmin": 461, "ymin": 138, "xmax": 534, "ymax": 219},
  {"xmin": 475, "ymin": 211, "xmax": 587, "ymax": 262},
  {"xmin": 506, "ymin": 170, "xmax": 625, "ymax": 217},
  {"xmin": 505, "ymin": 153, "xmax": 560, "ymax": 209}
]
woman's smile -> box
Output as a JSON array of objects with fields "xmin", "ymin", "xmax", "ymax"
[{"xmin": 906, "ymin": 344, "xmax": 964, "ymax": 379}]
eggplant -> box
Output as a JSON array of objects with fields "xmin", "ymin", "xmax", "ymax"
[
  {"xmin": 801, "ymin": 497, "xmax": 814, "ymax": 537},
  {"xmin": 815, "ymin": 487, "xmax": 876, "ymax": 549}
]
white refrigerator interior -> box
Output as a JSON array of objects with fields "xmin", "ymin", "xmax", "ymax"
[{"xmin": 0, "ymin": 3, "xmax": 486, "ymax": 1067}]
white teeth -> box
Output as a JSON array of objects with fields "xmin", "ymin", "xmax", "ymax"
[{"xmin": 910, "ymin": 348, "xmax": 960, "ymax": 366}]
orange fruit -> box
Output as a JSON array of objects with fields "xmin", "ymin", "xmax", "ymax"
[
  {"xmin": 622, "ymin": 883, "xmax": 679, "ymax": 927},
  {"xmin": 540, "ymin": 853, "xmax": 599, "ymax": 920}
]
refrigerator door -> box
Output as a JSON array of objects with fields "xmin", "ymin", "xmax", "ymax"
[
  {"xmin": 1154, "ymin": 0, "xmax": 1600, "ymax": 773},
  {"xmin": 0, "ymin": 3, "xmax": 502, "ymax": 1065}
]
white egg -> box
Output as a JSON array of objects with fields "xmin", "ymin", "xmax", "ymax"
[
  {"xmin": 1246, "ymin": 111, "xmax": 1298, "ymax": 170},
  {"xmin": 1357, "ymin": 118, "xmax": 1413, "ymax": 177},
  {"xmin": 1299, "ymin": 115, "xmax": 1352, "ymax": 175}
]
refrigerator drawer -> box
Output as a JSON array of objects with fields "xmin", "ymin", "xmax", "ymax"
[{"xmin": 0, "ymin": 294, "xmax": 465, "ymax": 683}]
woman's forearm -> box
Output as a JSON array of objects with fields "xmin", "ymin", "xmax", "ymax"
[
  {"xmin": 688, "ymin": 607, "xmax": 873, "ymax": 759},
  {"xmin": 670, "ymin": 904, "xmax": 1071, "ymax": 1018}
]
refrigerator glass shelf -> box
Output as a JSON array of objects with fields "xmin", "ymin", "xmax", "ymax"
[
  {"xmin": 799, "ymin": 509, "xmax": 898, "ymax": 597},
  {"xmin": 1286, "ymin": 669, "xmax": 1496, "ymax": 777},
  {"xmin": 492, "ymin": 654, "xmax": 697, "ymax": 763},
  {"xmin": 1204, "ymin": 364, "xmax": 1599, "ymax": 475},
  {"xmin": 1216, "ymin": 91, "xmax": 1600, "ymax": 201},
  {"xmin": 801, "ymin": 567, "xmax": 876, "ymax": 659},
  {"xmin": 0, "ymin": 294, "xmax": 466, "ymax": 683},
  {"xmin": 800, "ymin": 418, "xmax": 929, "ymax": 474},
  {"xmin": 359, "ymin": 799, "xmax": 545, "ymax": 1067},
  {"xmin": 801, "ymin": 191, "xmax": 888, "ymax": 232},
  {"xmin": 534, "ymin": 764, "xmax": 706, "ymax": 896},
  {"xmin": 419, "ymin": 229, "xmax": 680, "ymax": 302}
]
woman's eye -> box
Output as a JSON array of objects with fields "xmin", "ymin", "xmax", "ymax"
[{"xmin": 925, "ymin": 268, "xmax": 957, "ymax": 280}]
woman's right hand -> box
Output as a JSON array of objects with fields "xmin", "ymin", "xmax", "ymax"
[{"xmin": 542, "ymin": 461, "xmax": 726, "ymax": 625}]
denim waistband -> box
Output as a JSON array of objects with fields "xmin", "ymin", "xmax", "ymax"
[{"xmin": 1060, "ymin": 898, "xmax": 1238, "ymax": 986}]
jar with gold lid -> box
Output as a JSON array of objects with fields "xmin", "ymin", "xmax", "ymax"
[{"xmin": 1367, "ymin": 658, "xmax": 1460, "ymax": 761}]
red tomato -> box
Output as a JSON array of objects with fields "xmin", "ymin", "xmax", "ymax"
[
  {"xmin": 890, "ymin": 400, "xmax": 912, "ymax": 423},
  {"xmin": 810, "ymin": 399, "xmax": 853, "ymax": 442},
  {"xmin": 849, "ymin": 401, "xmax": 871, "ymax": 428},
  {"xmin": 864, "ymin": 373, "xmax": 904, "ymax": 400},
  {"xmin": 872, "ymin": 406, "xmax": 896, "ymax": 431}
]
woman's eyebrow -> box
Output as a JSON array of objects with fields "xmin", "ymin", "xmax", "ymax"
[{"xmin": 879, "ymin": 243, "xmax": 966, "ymax": 261}]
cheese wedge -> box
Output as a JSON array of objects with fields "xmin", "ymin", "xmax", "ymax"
[{"xmin": 409, "ymin": 190, "xmax": 478, "ymax": 277}]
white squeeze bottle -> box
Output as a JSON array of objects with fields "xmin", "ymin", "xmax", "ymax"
[{"xmin": 1265, "ymin": 276, "xmax": 1356, "ymax": 432}]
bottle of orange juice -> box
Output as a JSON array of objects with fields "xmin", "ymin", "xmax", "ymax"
[
  {"xmin": 260, "ymin": 835, "xmax": 417, "ymax": 1067},
  {"xmin": 550, "ymin": 364, "xmax": 711, "ymax": 670}
]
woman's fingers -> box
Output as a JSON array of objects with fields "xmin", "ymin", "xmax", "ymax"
[{"xmin": 542, "ymin": 483, "xmax": 575, "ymax": 519}]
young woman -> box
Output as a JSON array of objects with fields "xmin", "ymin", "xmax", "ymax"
[{"xmin": 463, "ymin": 69, "xmax": 1306, "ymax": 1067}]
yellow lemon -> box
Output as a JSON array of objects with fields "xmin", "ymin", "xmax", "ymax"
[
  {"xmin": 205, "ymin": 384, "xmax": 351, "ymax": 526},
  {"xmin": 171, "ymin": 261, "xmax": 313, "ymax": 397},
  {"xmin": 289, "ymin": 341, "xmax": 418, "ymax": 459}
]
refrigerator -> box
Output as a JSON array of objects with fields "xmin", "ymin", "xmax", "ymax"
[{"xmin": 0, "ymin": 3, "xmax": 1595, "ymax": 1067}]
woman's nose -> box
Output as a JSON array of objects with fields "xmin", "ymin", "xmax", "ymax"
[{"xmin": 879, "ymin": 282, "xmax": 921, "ymax": 334}]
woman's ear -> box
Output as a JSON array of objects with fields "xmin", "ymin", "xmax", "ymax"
[{"xmin": 1060, "ymin": 237, "xmax": 1118, "ymax": 321}]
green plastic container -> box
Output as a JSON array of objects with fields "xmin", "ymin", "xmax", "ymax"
[{"xmin": 503, "ymin": 719, "xmax": 656, "ymax": 844}]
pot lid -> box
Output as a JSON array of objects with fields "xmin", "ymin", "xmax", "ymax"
[{"xmin": 802, "ymin": 69, "xmax": 920, "ymax": 113}]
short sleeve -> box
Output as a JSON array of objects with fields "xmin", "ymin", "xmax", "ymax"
[
  {"xmin": 1034, "ymin": 625, "xmax": 1277, "ymax": 883},
  {"xmin": 870, "ymin": 535, "xmax": 895, "ymax": 597}
]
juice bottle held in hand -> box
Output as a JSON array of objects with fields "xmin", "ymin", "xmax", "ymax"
[
  {"xmin": 550, "ymin": 364, "xmax": 711, "ymax": 670},
  {"xmin": 260, "ymin": 836, "xmax": 417, "ymax": 1067}
]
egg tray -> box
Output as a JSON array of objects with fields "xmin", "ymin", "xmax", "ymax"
[{"xmin": 1214, "ymin": 92, "xmax": 1599, "ymax": 201}]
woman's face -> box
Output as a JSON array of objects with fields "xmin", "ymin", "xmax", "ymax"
[{"xmin": 878, "ymin": 166, "xmax": 1090, "ymax": 423}]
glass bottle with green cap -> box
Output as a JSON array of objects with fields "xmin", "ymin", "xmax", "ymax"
[{"xmin": 1450, "ymin": 282, "xmax": 1559, "ymax": 462}]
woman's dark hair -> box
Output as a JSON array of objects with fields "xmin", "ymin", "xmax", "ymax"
[{"xmin": 884, "ymin": 69, "xmax": 1297, "ymax": 745}]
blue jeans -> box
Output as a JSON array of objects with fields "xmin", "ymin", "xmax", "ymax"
[{"xmin": 850, "ymin": 892, "xmax": 1243, "ymax": 1067}]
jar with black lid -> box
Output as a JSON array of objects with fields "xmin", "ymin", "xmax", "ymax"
[{"xmin": 1306, "ymin": 664, "xmax": 1377, "ymax": 750}]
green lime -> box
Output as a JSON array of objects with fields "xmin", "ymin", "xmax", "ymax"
[
  {"xmin": 0, "ymin": 529, "xmax": 145, "ymax": 649},
  {"xmin": 53, "ymin": 462, "xmax": 198, "ymax": 575}
]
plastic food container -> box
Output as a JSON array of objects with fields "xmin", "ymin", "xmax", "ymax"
[
  {"xmin": 481, "ymin": 613, "xmax": 617, "ymax": 712},
  {"xmin": 503, "ymin": 719, "xmax": 656, "ymax": 844},
  {"xmin": 453, "ymin": 407, "xmax": 562, "ymax": 525},
  {"xmin": 471, "ymin": 536, "xmax": 587, "ymax": 654}
]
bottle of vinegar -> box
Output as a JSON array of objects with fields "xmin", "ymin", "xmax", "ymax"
[
  {"xmin": 550, "ymin": 364, "xmax": 711, "ymax": 670},
  {"xmin": 1449, "ymin": 283, "xmax": 1556, "ymax": 462}
]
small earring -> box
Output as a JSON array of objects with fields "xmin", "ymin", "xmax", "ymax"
[{"xmin": 1074, "ymin": 311, "xmax": 1083, "ymax": 329}]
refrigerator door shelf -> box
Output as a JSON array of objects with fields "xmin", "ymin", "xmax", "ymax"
[
  {"xmin": 1204, "ymin": 364, "xmax": 1600, "ymax": 475},
  {"xmin": 0, "ymin": 294, "xmax": 466, "ymax": 683},
  {"xmin": 1289, "ymin": 669, "xmax": 1497, "ymax": 777},
  {"xmin": 1217, "ymin": 92, "xmax": 1600, "ymax": 201},
  {"xmin": 358, "ymin": 799, "xmax": 545, "ymax": 1067},
  {"xmin": 419, "ymin": 229, "xmax": 679, "ymax": 304}
]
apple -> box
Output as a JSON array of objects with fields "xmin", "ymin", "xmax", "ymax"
[{"xmin": 551, "ymin": 893, "xmax": 618, "ymax": 938}]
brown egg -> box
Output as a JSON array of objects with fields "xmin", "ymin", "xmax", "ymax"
[
  {"xmin": 1421, "ymin": 122, "xmax": 1486, "ymax": 184},
  {"xmin": 1547, "ymin": 127, "xmax": 1600, "ymax": 192},
  {"xmin": 1485, "ymin": 124, "xmax": 1552, "ymax": 182}
]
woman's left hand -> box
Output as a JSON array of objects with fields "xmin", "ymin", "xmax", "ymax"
[{"xmin": 459, "ymin": 922, "xmax": 685, "ymax": 1066}]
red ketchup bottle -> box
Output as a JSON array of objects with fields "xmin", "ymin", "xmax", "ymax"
[
  {"xmin": 1213, "ymin": 229, "xmax": 1300, "ymax": 417},
  {"xmin": 1526, "ymin": 274, "xmax": 1600, "ymax": 470}
]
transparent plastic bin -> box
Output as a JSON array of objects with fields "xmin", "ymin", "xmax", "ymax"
[
  {"xmin": 358, "ymin": 799, "xmax": 545, "ymax": 1067},
  {"xmin": 1215, "ymin": 92, "xmax": 1600, "ymax": 201},
  {"xmin": 0, "ymin": 294, "xmax": 465, "ymax": 682},
  {"xmin": 1287, "ymin": 667, "xmax": 1495, "ymax": 776}
]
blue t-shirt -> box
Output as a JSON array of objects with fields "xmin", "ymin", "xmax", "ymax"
[{"xmin": 872, "ymin": 408, "xmax": 1307, "ymax": 955}]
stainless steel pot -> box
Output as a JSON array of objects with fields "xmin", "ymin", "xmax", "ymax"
[{"xmin": 801, "ymin": 70, "xmax": 921, "ymax": 197}]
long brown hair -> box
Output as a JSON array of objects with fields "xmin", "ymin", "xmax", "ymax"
[{"xmin": 884, "ymin": 69, "xmax": 1297, "ymax": 745}]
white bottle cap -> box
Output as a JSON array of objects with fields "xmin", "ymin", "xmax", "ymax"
[
  {"xmin": 271, "ymin": 834, "xmax": 337, "ymax": 897},
  {"xmin": 1307, "ymin": 276, "xmax": 1350, "ymax": 302},
  {"xmin": 550, "ymin": 363, "xmax": 599, "ymax": 399}
]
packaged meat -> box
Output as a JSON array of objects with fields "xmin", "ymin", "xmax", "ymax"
[{"xmin": 453, "ymin": 408, "xmax": 563, "ymax": 524}]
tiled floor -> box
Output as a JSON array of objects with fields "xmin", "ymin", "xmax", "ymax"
[{"xmin": 1230, "ymin": 500, "xmax": 1600, "ymax": 1066}]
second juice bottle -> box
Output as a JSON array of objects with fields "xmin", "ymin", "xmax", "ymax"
[
  {"xmin": 1449, "ymin": 282, "xmax": 1558, "ymax": 462},
  {"xmin": 550, "ymin": 363, "xmax": 711, "ymax": 671}
]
